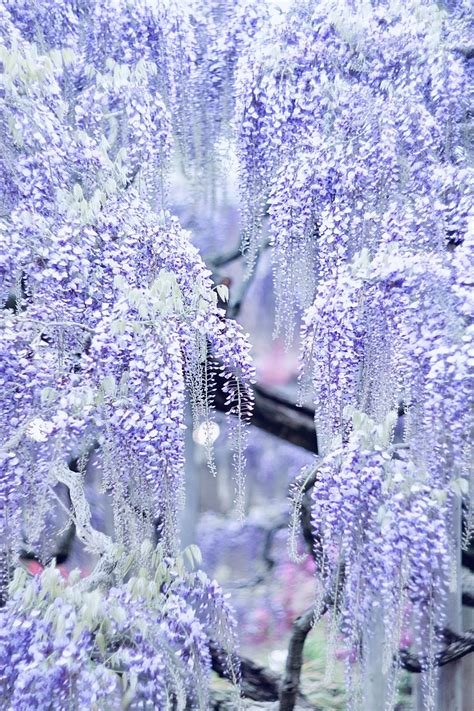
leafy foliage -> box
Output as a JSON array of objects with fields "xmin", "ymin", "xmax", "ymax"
[{"xmin": 0, "ymin": 544, "xmax": 238, "ymax": 710}]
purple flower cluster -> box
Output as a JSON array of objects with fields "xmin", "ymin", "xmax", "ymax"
[
  {"xmin": 233, "ymin": 0, "xmax": 472, "ymax": 706},
  {"xmin": 0, "ymin": 557, "xmax": 237, "ymax": 710},
  {"xmin": 1, "ymin": 0, "xmax": 472, "ymax": 708},
  {"xmin": 235, "ymin": 0, "xmax": 472, "ymax": 331},
  {"xmin": 0, "ymin": 6, "xmax": 254, "ymax": 706},
  {"xmin": 1, "ymin": 1, "xmax": 255, "ymax": 573},
  {"xmin": 303, "ymin": 245, "xmax": 473, "ymax": 702}
]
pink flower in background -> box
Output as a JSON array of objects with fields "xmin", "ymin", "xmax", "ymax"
[
  {"xmin": 276, "ymin": 556, "xmax": 316, "ymax": 629},
  {"xmin": 24, "ymin": 560, "xmax": 44, "ymax": 576},
  {"xmin": 249, "ymin": 607, "xmax": 272, "ymax": 644},
  {"xmin": 257, "ymin": 340, "xmax": 299, "ymax": 386},
  {"xmin": 399, "ymin": 631, "xmax": 413, "ymax": 650},
  {"xmin": 22, "ymin": 559, "xmax": 89, "ymax": 580}
]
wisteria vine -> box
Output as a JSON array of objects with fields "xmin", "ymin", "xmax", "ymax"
[
  {"xmin": 234, "ymin": 0, "xmax": 473, "ymax": 708},
  {"xmin": 0, "ymin": 0, "xmax": 473, "ymax": 709},
  {"xmin": 0, "ymin": 1, "xmax": 255, "ymax": 708}
]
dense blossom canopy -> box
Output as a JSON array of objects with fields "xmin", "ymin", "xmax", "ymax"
[
  {"xmin": 0, "ymin": 1, "xmax": 253, "ymax": 707},
  {"xmin": 236, "ymin": 1, "xmax": 472, "ymax": 705},
  {"xmin": 239, "ymin": 1, "xmax": 472, "ymax": 705},
  {"xmin": 0, "ymin": 0, "xmax": 472, "ymax": 709}
]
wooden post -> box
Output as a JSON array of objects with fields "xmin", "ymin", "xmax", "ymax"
[
  {"xmin": 414, "ymin": 499, "xmax": 463, "ymax": 711},
  {"xmin": 461, "ymin": 592, "xmax": 474, "ymax": 711},
  {"xmin": 437, "ymin": 498, "xmax": 463, "ymax": 711},
  {"xmin": 364, "ymin": 605, "xmax": 388, "ymax": 710}
]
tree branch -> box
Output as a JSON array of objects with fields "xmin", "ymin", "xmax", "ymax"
[
  {"xmin": 279, "ymin": 606, "xmax": 327, "ymax": 711},
  {"xmin": 210, "ymin": 244, "xmax": 244, "ymax": 269},
  {"xmin": 225, "ymin": 239, "xmax": 271, "ymax": 319},
  {"xmin": 462, "ymin": 591, "xmax": 474, "ymax": 607},
  {"xmin": 210, "ymin": 642, "xmax": 281, "ymax": 702},
  {"xmin": 211, "ymin": 627, "xmax": 474, "ymax": 709},
  {"xmin": 398, "ymin": 629, "xmax": 474, "ymax": 673},
  {"xmin": 462, "ymin": 547, "xmax": 474, "ymax": 572},
  {"xmin": 210, "ymin": 643, "xmax": 319, "ymax": 708},
  {"xmin": 214, "ymin": 381, "xmax": 318, "ymax": 454},
  {"xmin": 54, "ymin": 461, "xmax": 119, "ymax": 592},
  {"xmin": 210, "ymin": 238, "xmax": 271, "ymax": 270}
]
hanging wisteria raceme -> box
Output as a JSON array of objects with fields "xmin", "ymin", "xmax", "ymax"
[
  {"xmin": 0, "ymin": 12, "xmax": 254, "ymax": 548},
  {"xmin": 160, "ymin": 0, "xmax": 273, "ymax": 227},
  {"xmin": 0, "ymin": 2, "xmax": 255, "ymax": 707},
  {"xmin": 236, "ymin": 0, "xmax": 472, "ymax": 334},
  {"xmin": 234, "ymin": 1, "xmax": 473, "ymax": 708}
]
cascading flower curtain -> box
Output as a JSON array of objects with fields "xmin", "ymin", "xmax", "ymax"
[
  {"xmin": 0, "ymin": 0, "xmax": 472, "ymax": 709},
  {"xmin": 0, "ymin": 1, "xmax": 254, "ymax": 707},
  {"xmin": 233, "ymin": 0, "xmax": 472, "ymax": 706}
]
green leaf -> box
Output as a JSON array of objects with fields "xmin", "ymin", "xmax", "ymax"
[
  {"xmin": 100, "ymin": 375, "xmax": 116, "ymax": 398},
  {"xmin": 216, "ymin": 283, "xmax": 229, "ymax": 303},
  {"xmin": 110, "ymin": 319, "xmax": 126, "ymax": 335},
  {"xmin": 96, "ymin": 631, "xmax": 106, "ymax": 655},
  {"xmin": 41, "ymin": 387, "xmax": 59, "ymax": 406},
  {"xmin": 184, "ymin": 544, "xmax": 202, "ymax": 569}
]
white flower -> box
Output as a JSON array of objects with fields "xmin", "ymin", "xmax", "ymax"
[{"xmin": 26, "ymin": 418, "xmax": 53, "ymax": 442}]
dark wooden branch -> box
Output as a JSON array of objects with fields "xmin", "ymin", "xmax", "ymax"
[
  {"xmin": 226, "ymin": 270, "xmax": 256, "ymax": 319},
  {"xmin": 210, "ymin": 238, "xmax": 271, "ymax": 270},
  {"xmin": 398, "ymin": 629, "xmax": 474, "ymax": 673},
  {"xmin": 253, "ymin": 385, "xmax": 315, "ymax": 420},
  {"xmin": 211, "ymin": 627, "xmax": 474, "ymax": 708},
  {"xmin": 462, "ymin": 569, "xmax": 474, "ymax": 607},
  {"xmin": 214, "ymin": 380, "xmax": 318, "ymax": 454},
  {"xmin": 225, "ymin": 239, "xmax": 271, "ymax": 319},
  {"xmin": 279, "ymin": 607, "xmax": 325, "ymax": 711},
  {"xmin": 234, "ymin": 658, "xmax": 280, "ymax": 702},
  {"xmin": 462, "ymin": 547, "xmax": 474, "ymax": 572},
  {"xmin": 300, "ymin": 492, "xmax": 317, "ymax": 561},
  {"xmin": 210, "ymin": 643, "xmax": 319, "ymax": 708},
  {"xmin": 210, "ymin": 642, "xmax": 280, "ymax": 702},
  {"xmin": 210, "ymin": 244, "xmax": 243, "ymax": 268},
  {"xmin": 247, "ymin": 384, "xmax": 318, "ymax": 454},
  {"xmin": 462, "ymin": 591, "xmax": 474, "ymax": 607}
]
